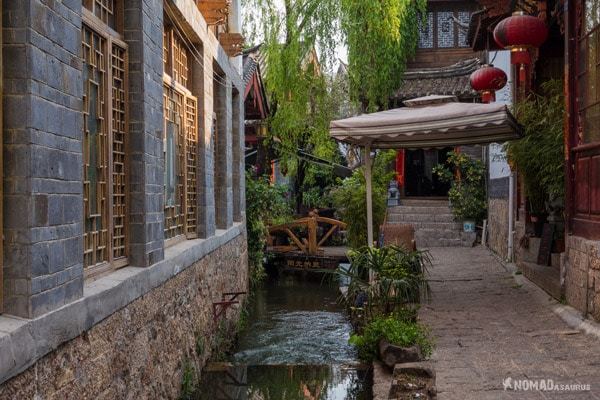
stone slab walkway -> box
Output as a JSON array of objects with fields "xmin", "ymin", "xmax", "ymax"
[{"xmin": 420, "ymin": 246, "xmax": 600, "ymax": 400}]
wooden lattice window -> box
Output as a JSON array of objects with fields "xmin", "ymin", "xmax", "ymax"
[
  {"xmin": 83, "ymin": 0, "xmax": 122, "ymax": 32},
  {"xmin": 163, "ymin": 23, "xmax": 199, "ymax": 244},
  {"xmin": 164, "ymin": 27, "xmax": 191, "ymax": 89},
  {"xmin": 82, "ymin": 8, "xmax": 128, "ymax": 276}
]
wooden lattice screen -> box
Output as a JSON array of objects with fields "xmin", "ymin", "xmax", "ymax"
[
  {"xmin": 162, "ymin": 23, "xmax": 199, "ymax": 242},
  {"xmin": 82, "ymin": 4, "xmax": 128, "ymax": 273},
  {"xmin": 185, "ymin": 96, "xmax": 198, "ymax": 237},
  {"xmin": 111, "ymin": 44, "xmax": 127, "ymax": 260},
  {"xmin": 84, "ymin": 0, "xmax": 120, "ymax": 31},
  {"xmin": 83, "ymin": 26, "xmax": 109, "ymax": 268},
  {"xmin": 163, "ymin": 87, "xmax": 186, "ymax": 239}
]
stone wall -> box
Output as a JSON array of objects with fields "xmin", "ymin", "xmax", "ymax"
[
  {"xmin": 487, "ymin": 198, "xmax": 509, "ymax": 259},
  {"xmin": 3, "ymin": 0, "xmax": 85, "ymax": 318},
  {"xmin": 0, "ymin": 234, "xmax": 248, "ymax": 400},
  {"xmin": 563, "ymin": 235, "xmax": 600, "ymax": 322}
]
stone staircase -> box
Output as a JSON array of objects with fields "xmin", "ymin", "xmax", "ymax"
[{"xmin": 386, "ymin": 199, "xmax": 475, "ymax": 248}]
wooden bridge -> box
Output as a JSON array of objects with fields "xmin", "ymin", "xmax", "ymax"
[{"xmin": 266, "ymin": 211, "xmax": 349, "ymax": 270}]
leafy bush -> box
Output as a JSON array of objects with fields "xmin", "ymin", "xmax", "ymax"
[
  {"xmin": 337, "ymin": 245, "xmax": 430, "ymax": 317},
  {"xmin": 246, "ymin": 173, "xmax": 292, "ymax": 287},
  {"xmin": 505, "ymin": 79, "xmax": 565, "ymax": 214},
  {"xmin": 329, "ymin": 150, "xmax": 396, "ymax": 247},
  {"xmin": 349, "ymin": 315, "xmax": 433, "ymax": 361},
  {"xmin": 433, "ymin": 151, "xmax": 486, "ymax": 222}
]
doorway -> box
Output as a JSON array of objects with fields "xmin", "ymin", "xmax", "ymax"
[{"xmin": 404, "ymin": 148, "xmax": 452, "ymax": 197}]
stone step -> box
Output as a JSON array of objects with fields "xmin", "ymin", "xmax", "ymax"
[
  {"xmin": 399, "ymin": 199, "xmax": 449, "ymax": 207},
  {"xmin": 416, "ymin": 237, "xmax": 464, "ymax": 248},
  {"xmin": 386, "ymin": 221, "xmax": 463, "ymax": 230},
  {"xmin": 415, "ymin": 229, "xmax": 461, "ymax": 240},
  {"xmin": 387, "ymin": 206, "xmax": 452, "ymax": 215},
  {"xmin": 387, "ymin": 213, "xmax": 455, "ymax": 223}
]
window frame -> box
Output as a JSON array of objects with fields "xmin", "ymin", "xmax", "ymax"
[
  {"xmin": 82, "ymin": 6, "xmax": 130, "ymax": 279},
  {"xmin": 162, "ymin": 25, "xmax": 199, "ymax": 247},
  {"xmin": 570, "ymin": 0, "xmax": 600, "ymax": 239},
  {"xmin": 417, "ymin": 6, "xmax": 473, "ymax": 50}
]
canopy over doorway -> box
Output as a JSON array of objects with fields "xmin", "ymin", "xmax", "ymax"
[{"xmin": 329, "ymin": 95, "xmax": 522, "ymax": 247}]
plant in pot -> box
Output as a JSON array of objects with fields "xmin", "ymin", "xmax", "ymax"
[{"xmin": 433, "ymin": 151, "xmax": 487, "ymax": 231}]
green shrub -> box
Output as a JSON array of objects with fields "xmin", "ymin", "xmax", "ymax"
[
  {"xmin": 329, "ymin": 150, "xmax": 396, "ymax": 247},
  {"xmin": 245, "ymin": 173, "xmax": 292, "ymax": 287},
  {"xmin": 433, "ymin": 151, "xmax": 486, "ymax": 222},
  {"xmin": 506, "ymin": 79, "xmax": 565, "ymax": 214},
  {"xmin": 349, "ymin": 315, "xmax": 433, "ymax": 361},
  {"xmin": 336, "ymin": 245, "xmax": 430, "ymax": 318}
]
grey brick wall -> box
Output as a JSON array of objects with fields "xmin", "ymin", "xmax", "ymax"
[
  {"xmin": 1, "ymin": 0, "xmax": 245, "ymax": 319},
  {"xmin": 232, "ymin": 89, "xmax": 243, "ymax": 222},
  {"xmin": 192, "ymin": 54, "xmax": 216, "ymax": 238},
  {"xmin": 213, "ymin": 71, "xmax": 233, "ymax": 230},
  {"xmin": 124, "ymin": 0, "xmax": 165, "ymax": 267},
  {"xmin": 3, "ymin": 0, "xmax": 84, "ymax": 318}
]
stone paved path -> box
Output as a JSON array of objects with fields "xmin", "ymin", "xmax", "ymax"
[{"xmin": 420, "ymin": 246, "xmax": 600, "ymax": 400}]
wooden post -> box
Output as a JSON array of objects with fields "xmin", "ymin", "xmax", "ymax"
[
  {"xmin": 308, "ymin": 212, "xmax": 317, "ymax": 255},
  {"xmin": 365, "ymin": 144, "xmax": 373, "ymax": 248}
]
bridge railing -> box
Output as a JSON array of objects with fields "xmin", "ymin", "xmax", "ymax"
[{"xmin": 267, "ymin": 212, "xmax": 347, "ymax": 256}]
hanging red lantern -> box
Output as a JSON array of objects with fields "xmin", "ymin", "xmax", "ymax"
[
  {"xmin": 470, "ymin": 64, "xmax": 508, "ymax": 103},
  {"xmin": 493, "ymin": 11, "xmax": 548, "ymax": 83}
]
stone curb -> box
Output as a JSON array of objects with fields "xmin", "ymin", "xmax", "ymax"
[{"xmin": 552, "ymin": 304, "xmax": 600, "ymax": 340}]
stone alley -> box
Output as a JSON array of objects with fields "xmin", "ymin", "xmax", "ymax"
[{"xmin": 421, "ymin": 246, "xmax": 600, "ymax": 399}]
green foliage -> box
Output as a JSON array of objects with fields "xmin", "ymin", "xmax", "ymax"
[
  {"xmin": 243, "ymin": 0, "xmax": 339, "ymax": 178},
  {"xmin": 433, "ymin": 151, "xmax": 487, "ymax": 222},
  {"xmin": 195, "ymin": 335, "xmax": 205, "ymax": 357},
  {"xmin": 349, "ymin": 315, "xmax": 433, "ymax": 360},
  {"xmin": 329, "ymin": 150, "xmax": 396, "ymax": 248},
  {"xmin": 242, "ymin": 0, "xmax": 428, "ymax": 192},
  {"xmin": 246, "ymin": 174, "xmax": 292, "ymax": 287},
  {"xmin": 505, "ymin": 79, "xmax": 565, "ymax": 214},
  {"xmin": 341, "ymin": 0, "xmax": 427, "ymax": 111},
  {"xmin": 179, "ymin": 359, "xmax": 196, "ymax": 400},
  {"xmin": 336, "ymin": 245, "xmax": 430, "ymax": 317}
]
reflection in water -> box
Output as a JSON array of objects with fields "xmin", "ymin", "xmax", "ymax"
[
  {"xmin": 197, "ymin": 364, "xmax": 371, "ymax": 400},
  {"xmin": 194, "ymin": 277, "xmax": 372, "ymax": 399}
]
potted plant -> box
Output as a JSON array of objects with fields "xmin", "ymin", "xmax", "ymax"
[{"xmin": 433, "ymin": 151, "xmax": 487, "ymax": 231}]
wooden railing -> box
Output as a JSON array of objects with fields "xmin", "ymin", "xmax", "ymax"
[{"xmin": 267, "ymin": 212, "xmax": 347, "ymax": 256}]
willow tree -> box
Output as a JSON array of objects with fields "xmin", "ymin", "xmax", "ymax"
[
  {"xmin": 243, "ymin": 0, "xmax": 341, "ymax": 211},
  {"xmin": 342, "ymin": 0, "xmax": 427, "ymax": 111},
  {"xmin": 243, "ymin": 0, "xmax": 426, "ymax": 209}
]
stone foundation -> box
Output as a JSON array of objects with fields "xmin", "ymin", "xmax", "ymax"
[
  {"xmin": 486, "ymin": 198, "xmax": 509, "ymax": 259},
  {"xmin": 0, "ymin": 234, "xmax": 248, "ymax": 400},
  {"xmin": 563, "ymin": 235, "xmax": 600, "ymax": 322}
]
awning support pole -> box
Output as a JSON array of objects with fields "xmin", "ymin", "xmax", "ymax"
[{"xmin": 365, "ymin": 144, "xmax": 373, "ymax": 248}]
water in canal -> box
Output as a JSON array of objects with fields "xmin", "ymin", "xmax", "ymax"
[{"xmin": 195, "ymin": 275, "xmax": 372, "ymax": 399}]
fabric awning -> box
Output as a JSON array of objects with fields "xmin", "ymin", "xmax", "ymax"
[{"xmin": 330, "ymin": 96, "xmax": 522, "ymax": 149}]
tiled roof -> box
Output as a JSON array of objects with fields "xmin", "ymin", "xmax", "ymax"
[
  {"xmin": 393, "ymin": 58, "xmax": 481, "ymax": 101},
  {"xmin": 243, "ymin": 44, "xmax": 262, "ymax": 87}
]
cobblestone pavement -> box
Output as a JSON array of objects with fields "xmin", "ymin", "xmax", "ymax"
[{"xmin": 420, "ymin": 246, "xmax": 600, "ymax": 400}]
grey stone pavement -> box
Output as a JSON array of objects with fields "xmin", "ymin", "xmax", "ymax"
[{"xmin": 420, "ymin": 246, "xmax": 600, "ymax": 400}]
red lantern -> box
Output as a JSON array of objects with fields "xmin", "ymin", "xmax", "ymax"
[
  {"xmin": 493, "ymin": 11, "xmax": 548, "ymax": 83},
  {"xmin": 470, "ymin": 64, "xmax": 508, "ymax": 103}
]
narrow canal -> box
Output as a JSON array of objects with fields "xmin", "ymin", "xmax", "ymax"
[{"xmin": 196, "ymin": 275, "xmax": 372, "ymax": 399}]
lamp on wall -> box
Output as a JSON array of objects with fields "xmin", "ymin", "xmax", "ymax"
[
  {"xmin": 469, "ymin": 64, "xmax": 508, "ymax": 103},
  {"xmin": 493, "ymin": 11, "xmax": 548, "ymax": 83}
]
